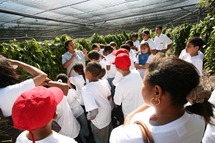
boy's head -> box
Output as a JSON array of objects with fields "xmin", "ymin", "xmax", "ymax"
[
  {"xmin": 120, "ymin": 44, "xmax": 131, "ymax": 52},
  {"xmin": 56, "ymin": 73, "xmax": 68, "ymax": 83},
  {"xmin": 142, "ymin": 30, "xmax": 150, "ymax": 40},
  {"xmin": 12, "ymin": 86, "xmax": 63, "ymax": 131},
  {"xmin": 155, "ymin": 26, "xmax": 162, "ymax": 35},
  {"xmin": 88, "ymin": 50, "xmax": 100, "ymax": 61},
  {"xmin": 104, "ymin": 45, "xmax": 114, "ymax": 54},
  {"xmin": 125, "ymin": 40, "xmax": 133, "ymax": 49},
  {"xmin": 186, "ymin": 37, "xmax": 203, "ymax": 56},
  {"xmin": 131, "ymin": 33, "xmax": 138, "ymax": 41},
  {"xmin": 92, "ymin": 43, "xmax": 100, "ymax": 51},
  {"xmin": 85, "ymin": 62, "xmax": 102, "ymax": 80},
  {"xmin": 113, "ymin": 53, "xmax": 131, "ymax": 70}
]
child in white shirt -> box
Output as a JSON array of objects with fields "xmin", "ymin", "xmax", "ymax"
[{"xmin": 82, "ymin": 62, "xmax": 112, "ymax": 143}]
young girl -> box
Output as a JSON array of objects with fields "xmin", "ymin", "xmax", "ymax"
[
  {"xmin": 56, "ymin": 73, "xmax": 89, "ymax": 143},
  {"xmin": 68, "ymin": 62, "xmax": 87, "ymax": 105},
  {"xmin": 135, "ymin": 42, "xmax": 151, "ymax": 79}
]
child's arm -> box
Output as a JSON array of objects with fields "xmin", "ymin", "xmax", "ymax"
[
  {"xmin": 45, "ymin": 80, "xmax": 69, "ymax": 96},
  {"xmin": 87, "ymin": 108, "xmax": 98, "ymax": 120}
]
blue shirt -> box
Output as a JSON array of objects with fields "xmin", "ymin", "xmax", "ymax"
[{"xmin": 137, "ymin": 53, "xmax": 149, "ymax": 65}]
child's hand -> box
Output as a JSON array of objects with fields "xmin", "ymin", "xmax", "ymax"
[{"xmin": 82, "ymin": 48, "xmax": 88, "ymax": 55}]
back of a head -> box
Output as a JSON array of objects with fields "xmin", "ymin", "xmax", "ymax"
[
  {"xmin": 146, "ymin": 56, "xmax": 200, "ymax": 106},
  {"xmin": 88, "ymin": 50, "xmax": 100, "ymax": 61},
  {"xmin": 104, "ymin": 45, "xmax": 114, "ymax": 53},
  {"xmin": 86, "ymin": 62, "xmax": 102, "ymax": 78},
  {"xmin": 92, "ymin": 43, "xmax": 100, "ymax": 50},
  {"xmin": 120, "ymin": 44, "xmax": 131, "ymax": 52},
  {"xmin": 0, "ymin": 55, "xmax": 22, "ymax": 88},
  {"xmin": 73, "ymin": 62, "xmax": 84, "ymax": 75},
  {"xmin": 110, "ymin": 42, "xmax": 117, "ymax": 47},
  {"xmin": 188, "ymin": 37, "xmax": 204, "ymax": 50},
  {"xmin": 146, "ymin": 56, "xmax": 214, "ymax": 124},
  {"xmin": 56, "ymin": 73, "xmax": 68, "ymax": 83},
  {"xmin": 12, "ymin": 86, "xmax": 64, "ymax": 131},
  {"xmin": 126, "ymin": 40, "xmax": 133, "ymax": 48}
]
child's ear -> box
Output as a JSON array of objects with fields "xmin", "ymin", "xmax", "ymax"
[{"xmin": 53, "ymin": 112, "xmax": 58, "ymax": 120}]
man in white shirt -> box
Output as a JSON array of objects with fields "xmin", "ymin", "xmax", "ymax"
[
  {"xmin": 140, "ymin": 30, "xmax": 156, "ymax": 51},
  {"xmin": 154, "ymin": 26, "xmax": 173, "ymax": 53}
]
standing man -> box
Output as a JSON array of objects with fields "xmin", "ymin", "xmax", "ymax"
[{"xmin": 154, "ymin": 26, "xmax": 173, "ymax": 53}]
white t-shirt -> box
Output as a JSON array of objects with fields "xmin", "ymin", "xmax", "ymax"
[
  {"xmin": 69, "ymin": 75, "xmax": 86, "ymax": 105},
  {"xmin": 110, "ymin": 107, "xmax": 205, "ymax": 143},
  {"xmin": 0, "ymin": 79, "xmax": 35, "ymax": 117},
  {"xmin": 154, "ymin": 33, "xmax": 172, "ymax": 51},
  {"xmin": 57, "ymin": 96, "xmax": 80, "ymax": 138},
  {"xmin": 179, "ymin": 49, "xmax": 204, "ymax": 76},
  {"xmin": 140, "ymin": 38, "xmax": 156, "ymax": 51},
  {"xmin": 66, "ymin": 89, "xmax": 84, "ymax": 118},
  {"xmin": 16, "ymin": 130, "xmax": 77, "ymax": 143},
  {"xmin": 99, "ymin": 60, "xmax": 108, "ymax": 79},
  {"xmin": 133, "ymin": 40, "xmax": 140, "ymax": 49},
  {"xmin": 202, "ymin": 89, "xmax": 215, "ymax": 143},
  {"xmin": 62, "ymin": 50, "xmax": 86, "ymax": 76},
  {"xmin": 105, "ymin": 53, "xmax": 117, "ymax": 78},
  {"xmin": 114, "ymin": 70, "xmax": 144, "ymax": 118},
  {"xmin": 82, "ymin": 80, "xmax": 112, "ymax": 129},
  {"xmin": 129, "ymin": 50, "xmax": 136, "ymax": 70}
]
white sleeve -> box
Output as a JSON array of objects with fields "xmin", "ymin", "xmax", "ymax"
[
  {"xmin": 62, "ymin": 53, "xmax": 68, "ymax": 64},
  {"xmin": 82, "ymin": 87, "xmax": 98, "ymax": 112},
  {"xmin": 0, "ymin": 79, "xmax": 35, "ymax": 117},
  {"xmin": 146, "ymin": 55, "xmax": 154, "ymax": 64},
  {"xmin": 164, "ymin": 35, "xmax": 173, "ymax": 47}
]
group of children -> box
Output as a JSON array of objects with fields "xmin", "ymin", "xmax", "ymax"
[{"xmin": 9, "ymin": 28, "xmax": 207, "ymax": 143}]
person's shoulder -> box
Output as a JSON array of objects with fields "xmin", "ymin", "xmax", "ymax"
[
  {"xmin": 52, "ymin": 131, "xmax": 77, "ymax": 143},
  {"xmin": 110, "ymin": 124, "xmax": 142, "ymax": 143},
  {"xmin": 62, "ymin": 51, "xmax": 70, "ymax": 56}
]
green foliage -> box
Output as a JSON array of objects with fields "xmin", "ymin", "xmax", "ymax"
[
  {"xmin": 1, "ymin": 3, "xmax": 215, "ymax": 78},
  {"xmin": 90, "ymin": 33, "xmax": 106, "ymax": 44},
  {"xmin": 166, "ymin": 24, "xmax": 192, "ymax": 56},
  {"xmin": 204, "ymin": 29, "xmax": 215, "ymax": 73}
]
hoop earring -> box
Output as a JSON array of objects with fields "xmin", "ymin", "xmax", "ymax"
[{"xmin": 150, "ymin": 97, "xmax": 160, "ymax": 106}]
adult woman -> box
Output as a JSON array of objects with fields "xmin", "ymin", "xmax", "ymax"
[
  {"xmin": 0, "ymin": 55, "xmax": 47, "ymax": 141},
  {"xmin": 110, "ymin": 57, "xmax": 213, "ymax": 143},
  {"xmin": 62, "ymin": 39, "xmax": 88, "ymax": 76}
]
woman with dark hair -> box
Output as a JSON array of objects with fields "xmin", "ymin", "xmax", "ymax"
[
  {"xmin": 110, "ymin": 56, "xmax": 214, "ymax": 143},
  {"xmin": 62, "ymin": 39, "xmax": 88, "ymax": 76},
  {"xmin": 0, "ymin": 55, "xmax": 47, "ymax": 142}
]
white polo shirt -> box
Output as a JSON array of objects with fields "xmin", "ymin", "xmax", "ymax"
[{"xmin": 154, "ymin": 33, "xmax": 172, "ymax": 51}]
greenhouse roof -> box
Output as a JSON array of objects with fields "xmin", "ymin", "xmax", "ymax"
[{"xmin": 0, "ymin": 0, "xmax": 209, "ymax": 42}]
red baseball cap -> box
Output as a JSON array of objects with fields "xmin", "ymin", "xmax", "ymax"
[
  {"xmin": 113, "ymin": 48, "xmax": 129, "ymax": 56},
  {"xmin": 112, "ymin": 53, "xmax": 131, "ymax": 70},
  {"xmin": 12, "ymin": 86, "xmax": 64, "ymax": 131}
]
